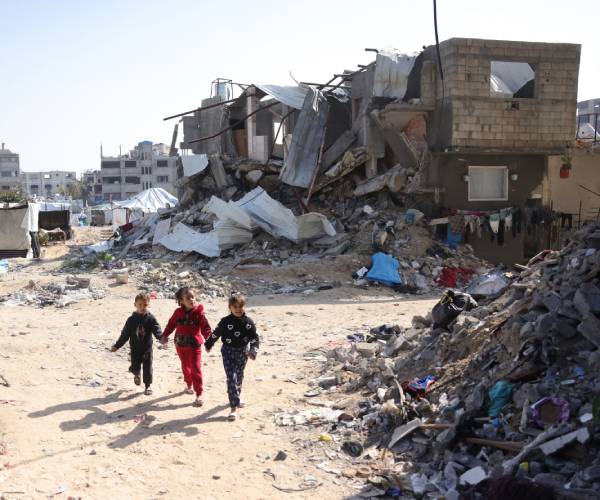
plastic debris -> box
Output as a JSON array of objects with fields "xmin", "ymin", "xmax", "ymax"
[
  {"xmin": 530, "ymin": 397, "xmax": 570, "ymax": 428},
  {"xmin": 488, "ymin": 381, "xmax": 515, "ymax": 418}
]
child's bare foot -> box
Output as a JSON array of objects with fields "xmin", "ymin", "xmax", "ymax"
[
  {"xmin": 144, "ymin": 386, "xmax": 153, "ymax": 396},
  {"xmin": 228, "ymin": 408, "xmax": 237, "ymax": 421},
  {"xmin": 134, "ymin": 374, "xmax": 141, "ymax": 386},
  {"xmin": 193, "ymin": 397, "xmax": 203, "ymax": 407},
  {"xmin": 184, "ymin": 386, "xmax": 194, "ymax": 395}
]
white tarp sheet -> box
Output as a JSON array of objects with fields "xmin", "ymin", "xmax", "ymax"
[
  {"xmin": 255, "ymin": 84, "xmax": 309, "ymax": 110},
  {"xmin": 157, "ymin": 187, "xmax": 335, "ymax": 257},
  {"xmin": 0, "ymin": 206, "xmax": 31, "ymax": 251},
  {"xmin": 182, "ymin": 155, "xmax": 209, "ymax": 177},
  {"xmin": 112, "ymin": 208, "xmax": 128, "ymax": 229},
  {"xmin": 158, "ymin": 222, "xmax": 220, "ymax": 257},
  {"xmin": 115, "ymin": 188, "xmax": 178, "ymax": 213},
  {"xmin": 203, "ymin": 196, "xmax": 257, "ymax": 231},
  {"xmin": 83, "ymin": 240, "xmax": 114, "ymax": 254},
  {"xmin": 152, "ymin": 218, "xmax": 172, "ymax": 246},
  {"xmin": 490, "ymin": 61, "xmax": 534, "ymax": 97},
  {"xmin": 237, "ymin": 187, "xmax": 336, "ymax": 242},
  {"xmin": 39, "ymin": 202, "xmax": 71, "ymax": 212},
  {"xmin": 20, "ymin": 203, "xmax": 39, "ymax": 232},
  {"xmin": 373, "ymin": 49, "xmax": 417, "ymax": 99}
]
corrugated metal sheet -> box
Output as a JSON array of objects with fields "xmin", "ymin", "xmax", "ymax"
[
  {"xmin": 373, "ymin": 49, "xmax": 417, "ymax": 99},
  {"xmin": 279, "ymin": 88, "xmax": 329, "ymax": 188},
  {"xmin": 254, "ymin": 84, "xmax": 309, "ymax": 110}
]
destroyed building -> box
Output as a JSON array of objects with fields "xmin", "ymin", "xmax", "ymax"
[{"xmin": 171, "ymin": 38, "xmax": 582, "ymax": 266}]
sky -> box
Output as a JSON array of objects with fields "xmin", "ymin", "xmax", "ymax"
[{"xmin": 1, "ymin": 0, "xmax": 598, "ymax": 174}]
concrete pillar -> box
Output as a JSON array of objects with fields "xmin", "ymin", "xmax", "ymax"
[{"xmin": 246, "ymin": 88, "xmax": 258, "ymax": 160}]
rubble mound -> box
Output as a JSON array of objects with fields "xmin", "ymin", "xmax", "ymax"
[{"xmin": 314, "ymin": 223, "xmax": 600, "ymax": 498}]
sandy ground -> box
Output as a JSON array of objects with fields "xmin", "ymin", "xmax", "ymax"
[{"xmin": 0, "ymin": 229, "xmax": 437, "ymax": 499}]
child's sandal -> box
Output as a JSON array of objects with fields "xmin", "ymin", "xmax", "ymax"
[
  {"xmin": 228, "ymin": 412, "xmax": 237, "ymax": 421},
  {"xmin": 134, "ymin": 375, "xmax": 141, "ymax": 386},
  {"xmin": 144, "ymin": 387, "xmax": 153, "ymax": 396},
  {"xmin": 193, "ymin": 398, "xmax": 203, "ymax": 407}
]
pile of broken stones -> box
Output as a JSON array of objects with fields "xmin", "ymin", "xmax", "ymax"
[{"xmin": 278, "ymin": 223, "xmax": 600, "ymax": 499}]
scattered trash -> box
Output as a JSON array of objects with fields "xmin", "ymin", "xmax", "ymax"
[
  {"xmin": 274, "ymin": 451, "xmax": 287, "ymax": 461},
  {"xmin": 466, "ymin": 270, "xmax": 510, "ymax": 297},
  {"xmin": 275, "ymin": 408, "xmax": 343, "ymax": 427},
  {"xmin": 402, "ymin": 376, "xmax": 437, "ymax": 398},
  {"xmin": 341, "ymin": 441, "xmax": 363, "ymax": 457},
  {"xmin": 530, "ymin": 397, "xmax": 570, "ymax": 428},
  {"xmin": 488, "ymin": 381, "xmax": 515, "ymax": 418},
  {"xmin": 431, "ymin": 290, "xmax": 477, "ymax": 329}
]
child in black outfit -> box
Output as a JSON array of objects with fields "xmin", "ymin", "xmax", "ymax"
[
  {"xmin": 111, "ymin": 292, "xmax": 163, "ymax": 395},
  {"xmin": 205, "ymin": 293, "xmax": 259, "ymax": 421}
]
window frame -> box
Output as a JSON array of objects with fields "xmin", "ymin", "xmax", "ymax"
[{"xmin": 467, "ymin": 165, "xmax": 509, "ymax": 202}]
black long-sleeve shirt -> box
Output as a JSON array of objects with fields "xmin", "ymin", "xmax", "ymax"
[
  {"xmin": 113, "ymin": 312, "xmax": 163, "ymax": 353},
  {"xmin": 205, "ymin": 313, "xmax": 259, "ymax": 353}
]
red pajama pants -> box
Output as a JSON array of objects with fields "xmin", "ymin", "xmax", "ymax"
[{"xmin": 176, "ymin": 346, "xmax": 203, "ymax": 396}]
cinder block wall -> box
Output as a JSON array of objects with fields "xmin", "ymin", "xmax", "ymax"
[{"xmin": 434, "ymin": 38, "xmax": 580, "ymax": 152}]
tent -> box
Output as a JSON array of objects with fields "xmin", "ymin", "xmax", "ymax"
[
  {"xmin": 115, "ymin": 188, "xmax": 178, "ymax": 214},
  {"xmin": 0, "ymin": 203, "xmax": 38, "ymax": 258}
]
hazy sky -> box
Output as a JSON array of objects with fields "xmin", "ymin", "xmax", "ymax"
[{"xmin": 1, "ymin": 0, "xmax": 597, "ymax": 174}]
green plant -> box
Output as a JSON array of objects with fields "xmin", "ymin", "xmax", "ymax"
[{"xmin": 0, "ymin": 188, "xmax": 25, "ymax": 204}]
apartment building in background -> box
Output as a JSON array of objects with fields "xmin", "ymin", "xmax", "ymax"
[
  {"xmin": 21, "ymin": 170, "xmax": 77, "ymax": 198},
  {"xmin": 83, "ymin": 169, "xmax": 103, "ymax": 204},
  {"xmin": 101, "ymin": 141, "xmax": 178, "ymax": 201},
  {"xmin": 0, "ymin": 143, "xmax": 22, "ymax": 192}
]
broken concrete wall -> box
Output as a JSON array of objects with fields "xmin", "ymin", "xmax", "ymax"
[
  {"xmin": 428, "ymin": 38, "xmax": 581, "ymax": 153},
  {"xmin": 351, "ymin": 67, "xmax": 386, "ymax": 177}
]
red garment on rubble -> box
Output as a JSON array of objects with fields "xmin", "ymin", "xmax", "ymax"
[{"xmin": 436, "ymin": 267, "xmax": 474, "ymax": 288}]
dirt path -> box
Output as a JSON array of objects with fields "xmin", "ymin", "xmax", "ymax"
[{"xmin": 0, "ymin": 245, "xmax": 436, "ymax": 499}]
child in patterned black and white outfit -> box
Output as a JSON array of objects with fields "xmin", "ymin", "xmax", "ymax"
[{"xmin": 204, "ymin": 293, "xmax": 259, "ymax": 421}]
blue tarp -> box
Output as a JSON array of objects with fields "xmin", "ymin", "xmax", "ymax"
[
  {"xmin": 446, "ymin": 226, "xmax": 462, "ymax": 249},
  {"xmin": 367, "ymin": 252, "xmax": 403, "ymax": 286}
]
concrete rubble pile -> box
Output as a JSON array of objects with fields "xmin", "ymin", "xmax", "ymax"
[
  {"xmin": 0, "ymin": 276, "xmax": 105, "ymax": 308},
  {"xmin": 97, "ymin": 184, "xmax": 489, "ymax": 299},
  {"xmin": 276, "ymin": 223, "xmax": 600, "ymax": 499}
]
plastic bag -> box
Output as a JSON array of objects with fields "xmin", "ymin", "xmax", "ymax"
[
  {"xmin": 432, "ymin": 290, "xmax": 478, "ymax": 329},
  {"xmin": 488, "ymin": 380, "xmax": 515, "ymax": 418}
]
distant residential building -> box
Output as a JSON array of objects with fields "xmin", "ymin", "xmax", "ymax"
[
  {"xmin": 101, "ymin": 141, "xmax": 178, "ymax": 201},
  {"xmin": 0, "ymin": 143, "xmax": 22, "ymax": 192},
  {"xmin": 577, "ymin": 98, "xmax": 600, "ymax": 143},
  {"xmin": 83, "ymin": 169, "xmax": 103, "ymax": 204},
  {"xmin": 21, "ymin": 170, "xmax": 77, "ymax": 198}
]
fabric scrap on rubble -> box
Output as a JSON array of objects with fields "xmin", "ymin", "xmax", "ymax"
[
  {"xmin": 402, "ymin": 375, "xmax": 437, "ymax": 397},
  {"xmin": 436, "ymin": 266, "xmax": 474, "ymax": 288},
  {"xmin": 488, "ymin": 380, "xmax": 515, "ymax": 418}
]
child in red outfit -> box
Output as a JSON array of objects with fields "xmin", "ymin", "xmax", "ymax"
[{"xmin": 160, "ymin": 287, "xmax": 212, "ymax": 407}]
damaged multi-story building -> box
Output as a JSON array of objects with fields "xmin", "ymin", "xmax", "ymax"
[{"xmin": 172, "ymin": 38, "xmax": 581, "ymax": 264}]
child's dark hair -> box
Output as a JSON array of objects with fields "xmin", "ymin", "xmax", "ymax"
[
  {"xmin": 135, "ymin": 292, "xmax": 150, "ymax": 303},
  {"xmin": 229, "ymin": 292, "xmax": 246, "ymax": 308},
  {"xmin": 175, "ymin": 286, "xmax": 194, "ymax": 305}
]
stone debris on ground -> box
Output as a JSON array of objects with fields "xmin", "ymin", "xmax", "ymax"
[
  {"xmin": 68, "ymin": 180, "xmax": 492, "ymax": 301},
  {"xmin": 272, "ymin": 223, "xmax": 600, "ymax": 499},
  {"xmin": 0, "ymin": 276, "xmax": 105, "ymax": 308}
]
